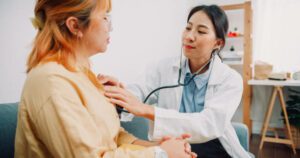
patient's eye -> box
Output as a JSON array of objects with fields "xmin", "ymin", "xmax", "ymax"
[{"xmin": 104, "ymin": 14, "xmax": 111, "ymax": 22}]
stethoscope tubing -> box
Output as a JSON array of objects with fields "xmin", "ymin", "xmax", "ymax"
[{"xmin": 117, "ymin": 49, "xmax": 217, "ymax": 114}]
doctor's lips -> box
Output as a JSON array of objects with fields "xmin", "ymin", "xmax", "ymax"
[{"xmin": 184, "ymin": 45, "xmax": 195, "ymax": 49}]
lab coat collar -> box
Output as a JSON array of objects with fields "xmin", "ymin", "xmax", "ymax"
[
  {"xmin": 171, "ymin": 55, "xmax": 227, "ymax": 85},
  {"xmin": 208, "ymin": 56, "xmax": 228, "ymax": 85}
]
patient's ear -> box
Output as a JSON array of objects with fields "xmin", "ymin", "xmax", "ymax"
[{"xmin": 65, "ymin": 16, "xmax": 83, "ymax": 38}]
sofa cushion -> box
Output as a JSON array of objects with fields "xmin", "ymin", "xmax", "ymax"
[
  {"xmin": 121, "ymin": 116, "xmax": 149, "ymax": 140},
  {"xmin": 0, "ymin": 103, "xmax": 19, "ymax": 158},
  {"xmin": 232, "ymin": 122, "xmax": 249, "ymax": 151}
]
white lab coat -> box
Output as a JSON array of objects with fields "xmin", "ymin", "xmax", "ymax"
[{"xmin": 127, "ymin": 55, "xmax": 250, "ymax": 158}]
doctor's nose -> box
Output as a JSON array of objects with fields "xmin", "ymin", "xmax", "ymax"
[{"xmin": 185, "ymin": 31, "xmax": 195, "ymax": 42}]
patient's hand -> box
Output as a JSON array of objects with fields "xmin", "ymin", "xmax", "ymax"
[
  {"xmin": 160, "ymin": 134, "xmax": 196, "ymax": 158},
  {"xmin": 97, "ymin": 74, "xmax": 124, "ymax": 88},
  {"xmin": 160, "ymin": 138, "xmax": 197, "ymax": 158}
]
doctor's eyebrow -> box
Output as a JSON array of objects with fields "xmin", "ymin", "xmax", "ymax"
[{"xmin": 187, "ymin": 22, "xmax": 209, "ymax": 29}]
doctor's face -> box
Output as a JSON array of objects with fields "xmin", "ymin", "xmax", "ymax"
[{"xmin": 182, "ymin": 11, "xmax": 220, "ymax": 61}]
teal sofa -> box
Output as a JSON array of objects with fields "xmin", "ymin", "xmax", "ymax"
[
  {"xmin": 0, "ymin": 103, "xmax": 18, "ymax": 158},
  {"xmin": 0, "ymin": 103, "xmax": 253, "ymax": 158}
]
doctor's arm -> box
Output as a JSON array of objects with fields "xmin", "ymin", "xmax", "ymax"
[
  {"xmin": 105, "ymin": 73, "xmax": 243, "ymax": 143},
  {"xmin": 152, "ymin": 73, "xmax": 243, "ymax": 143}
]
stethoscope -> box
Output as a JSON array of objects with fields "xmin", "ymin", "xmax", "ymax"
[{"xmin": 116, "ymin": 47, "xmax": 218, "ymax": 114}]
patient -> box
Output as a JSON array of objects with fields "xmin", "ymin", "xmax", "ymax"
[{"xmin": 14, "ymin": 0, "xmax": 196, "ymax": 157}]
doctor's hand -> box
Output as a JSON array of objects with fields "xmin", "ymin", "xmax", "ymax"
[
  {"xmin": 160, "ymin": 138, "xmax": 197, "ymax": 158},
  {"xmin": 103, "ymin": 86, "xmax": 155, "ymax": 120},
  {"xmin": 97, "ymin": 74, "xmax": 124, "ymax": 88}
]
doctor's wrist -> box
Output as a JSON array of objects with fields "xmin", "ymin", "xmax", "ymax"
[{"xmin": 140, "ymin": 104, "xmax": 155, "ymax": 121}]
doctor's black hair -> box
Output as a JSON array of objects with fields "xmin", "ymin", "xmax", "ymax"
[{"xmin": 187, "ymin": 5, "xmax": 229, "ymax": 52}]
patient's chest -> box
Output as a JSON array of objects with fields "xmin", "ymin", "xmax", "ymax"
[{"xmin": 75, "ymin": 76, "xmax": 121, "ymax": 142}]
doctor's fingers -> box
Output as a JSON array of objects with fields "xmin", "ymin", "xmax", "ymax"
[
  {"xmin": 97, "ymin": 74, "xmax": 122, "ymax": 87},
  {"xmin": 104, "ymin": 85, "xmax": 124, "ymax": 92},
  {"xmin": 104, "ymin": 86, "xmax": 129, "ymax": 96},
  {"xmin": 104, "ymin": 92, "xmax": 128, "ymax": 102},
  {"xmin": 97, "ymin": 74, "xmax": 109, "ymax": 84},
  {"xmin": 109, "ymin": 98, "xmax": 129, "ymax": 109}
]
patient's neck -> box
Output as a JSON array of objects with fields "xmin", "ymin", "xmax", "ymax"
[{"xmin": 73, "ymin": 48, "xmax": 91, "ymax": 70}]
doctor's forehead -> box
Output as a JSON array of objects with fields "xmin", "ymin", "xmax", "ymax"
[{"xmin": 187, "ymin": 11, "xmax": 214, "ymax": 30}]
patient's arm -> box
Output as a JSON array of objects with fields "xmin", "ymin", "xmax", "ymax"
[{"xmin": 132, "ymin": 139, "xmax": 159, "ymax": 147}]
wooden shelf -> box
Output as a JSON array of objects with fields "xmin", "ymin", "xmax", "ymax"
[
  {"xmin": 220, "ymin": 2, "xmax": 253, "ymax": 135},
  {"xmin": 223, "ymin": 60, "xmax": 243, "ymax": 65},
  {"xmin": 227, "ymin": 35, "xmax": 244, "ymax": 38}
]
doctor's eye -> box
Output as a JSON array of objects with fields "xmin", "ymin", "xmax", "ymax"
[
  {"xmin": 185, "ymin": 27, "xmax": 192, "ymax": 31},
  {"xmin": 198, "ymin": 31, "xmax": 207, "ymax": 34}
]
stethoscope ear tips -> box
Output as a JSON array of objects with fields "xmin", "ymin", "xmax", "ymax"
[{"xmin": 214, "ymin": 48, "xmax": 220, "ymax": 52}]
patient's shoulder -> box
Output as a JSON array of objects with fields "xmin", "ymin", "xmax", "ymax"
[
  {"xmin": 29, "ymin": 62, "xmax": 73, "ymax": 78},
  {"xmin": 22, "ymin": 62, "xmax": 80, "ymax": 104}
]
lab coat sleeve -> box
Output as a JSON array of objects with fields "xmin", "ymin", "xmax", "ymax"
[
  {"xmin": 151, "ymin": 72, "xmax": 243, "ymax": 143},
  {"xmin": 126, "ymin": 61, "xmax": 161, "ymax": 105}
]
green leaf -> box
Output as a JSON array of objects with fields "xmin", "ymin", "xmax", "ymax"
[
  {"xmin": 289, "ymin": 95, "xmax": 300, "ymax": 101},
  {"xmin": 286, "ymin": 100, "xmax": 298, "ymax": 106},
  {"xmin": 288, "ymin": 88, "xmax": 300, "ymax": 94},
  {"xmin": 282, "ymin": 88, "xmax": 300, "ymax": 127}
]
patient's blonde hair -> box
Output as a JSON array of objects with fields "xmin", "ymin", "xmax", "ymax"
[{"xmin": 27, "ymin": 0, "xmax": 112, "ymax": 89}]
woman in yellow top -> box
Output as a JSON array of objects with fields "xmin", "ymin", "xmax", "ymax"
[{"xmin": 14, "ymin": 0, "xmax": 196, "ymax": 158}]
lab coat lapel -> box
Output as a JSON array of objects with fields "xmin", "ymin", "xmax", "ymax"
[
  {"xmin": 170, "ymin": 55, "xmax": 228, "ymax": 110},
  {"xmin": 171, "ymin": 56, "xmax": 184, "ymax": 110},
  {"xmin": 208, "ymin": 56, "xmax": 227, "ymax": 86}
]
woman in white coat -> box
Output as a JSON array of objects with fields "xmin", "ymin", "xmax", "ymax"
[{"xmin": 102, "ymin": 5, "xmax": 250, "ymax": 158}]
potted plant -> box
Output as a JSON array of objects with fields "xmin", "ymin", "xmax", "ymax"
[{"xmin": 282, "ymin": 88, "xmax": 300, "ymax": 148}]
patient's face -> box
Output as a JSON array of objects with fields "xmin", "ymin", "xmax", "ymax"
[
  {"xmin": 82, "ymin": 11, "xmax": 111, "ymax": 56},
  {"xmin": 182, "ymin": 11, "xmax": 219, "ymax": 62}
]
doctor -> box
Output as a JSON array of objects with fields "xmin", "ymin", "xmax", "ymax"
[{"xmin": 102, "ymin": 5, "xmax": 250, "ymax": 158}]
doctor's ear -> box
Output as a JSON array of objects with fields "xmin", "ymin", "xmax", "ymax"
[
  {"xmin": 214, "ymin": 39, "xmax": 224, "ymax": 51},
  {"xmin": 65, "ymin": 16, "xmax": 83, "ymax": 38}
]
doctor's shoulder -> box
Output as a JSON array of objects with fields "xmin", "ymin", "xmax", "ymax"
[
  {"xmin": 152, "ymin": 56, "xmax": 179, "ymax": 71},
  {"xmin": 221, "ymin": 63, "xmax": 243, "ymax": 87},
  {"xmin": 144, "ymin": 56, "xmax": 179, "ymax": 76}
]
